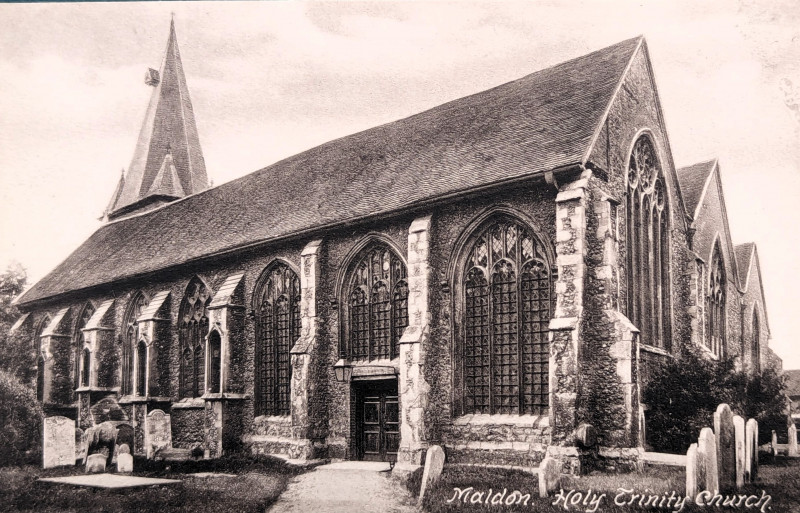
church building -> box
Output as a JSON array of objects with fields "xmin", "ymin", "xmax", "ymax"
[{"xmin": 11, "ymin": 22, "xmax": 780, "ymax": 474}]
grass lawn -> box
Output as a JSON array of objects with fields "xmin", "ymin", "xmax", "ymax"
[
  {"xmin": 420, "ymin": 457, "xmax": 800, "ymax": 513},
  {"xmin": 0, "ymin": 454, "xmax": 300, "ymax": 513}
]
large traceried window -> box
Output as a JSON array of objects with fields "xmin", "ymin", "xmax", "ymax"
[
  {"xmin": 706, "ymin": 245, "xmax": 726, "ymax": 357},
  {"xmin": 625, "ymin": 136, "xmax": 672, "ymax": 349},
  {"xmin": 254, "ymin": 263, "xmax": 300, "ymax": 417},
  {"xmin": 179, "ymin": 278, "xmax": 210, "ymax": 398},
  {"xmin": 344, "ymin": 244, "xmax": 408, "ymax": 362},
  {"xmin": 460, "ymin": 218, "xmax": 552, "ymax": 416},
  {"xmin": 122, "ymin": 292, "xmax": 148, "ymax": 396}
]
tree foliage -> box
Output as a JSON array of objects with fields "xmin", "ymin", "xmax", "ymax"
[
  {"xmin": 0, "ymin": 262, "xmax": 32, "ymax": 382},
  {"xmin": 643, "ymin": 346, "xmax": 788, "ymax": 453},
  {"xmin": 0, "ymin": 369, "xmax": 43, "ymax": 466}
]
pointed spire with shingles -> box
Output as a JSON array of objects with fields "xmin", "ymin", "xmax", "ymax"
[
  {"xmin": 107, "ymin": 19, "xmax": 207, "ymax": 219},
  {"xmin": 103, "ymin": 169, "xmax": 126, "ymax": 219}
]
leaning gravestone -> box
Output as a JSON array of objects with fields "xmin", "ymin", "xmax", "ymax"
[
  {"xmin": 146, "ymin": 409, "xmax": 172, "ymax": 459},
  {"xmin": 713, "ymin": 404, "xmax": 735, "ymax": 492},
  {"xmin": 733, "ymin": 415, "xmax": 745, "ymax": 489},
  {"xmin": 418, "ymin": 445, "xmax": 446, "ymax": 505},
  {"xmin": 745, "ymin": 419, "xmax": 758, "ymax": 482},
  {"xmin": 43, "ymin": 416, "xmax": 76, "ymax": 469},
  {"xmin": 85, "ymin": 453, "xmax": 106, "ymax": 473},
  {"xmin": 789, "ymin": 422, "xmax": 798, "ymax": 457},
  {"xmin": 86, "ymin": 421, "xmax": 118, "ymax": 468},
  {"xmin": 697, "ymin": 427, "xmax": 719, "ymax": 494},
  {"xmin": 685, "ymin": 443, "xmax": 698, "ymax": 500},
  {"xmin": 538, "ymin": 456, "xmax": 562, "ymax": 498},
  {"xmin": 115, "ymin": 423, "xmax": 135, "ymax": 462}
]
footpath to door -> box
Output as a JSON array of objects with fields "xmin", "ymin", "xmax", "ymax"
[{"xmin": 268, "ymin": 461, "xmax": 421, "ymax": 513}]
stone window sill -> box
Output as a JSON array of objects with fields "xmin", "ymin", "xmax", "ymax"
[
  {"xmin": 118, "ymin": 395, "xmax": 170, "ymax": 404},
  {"xmin": 453, "ymin": 413, "xmax": 549, "ymax": 428},
  {"xmin": 639, "ymin": 344, "xmax": 673, "ymax": 357},
  {"xmin": 75, "ymin": 386, "xmax": 117, "ymax": 393},
  {"xmin": 172, "ymin": 398, "xmax": 205, "ymax": 409},
  {"xmin": 698, "ymin": 343, "xmax": 721, "ymax": 361},
  {"xmin": 202, "ymin": 393, "xmax": 248, "ymax": 401},
  {"xmin": 254, "ymin": 415, "xmax": 291, "ymax": 425}
]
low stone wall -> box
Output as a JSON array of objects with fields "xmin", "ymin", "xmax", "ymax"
[{"xmin": 441, "ymin": 415, "xmax": 550, "ymax": 467}]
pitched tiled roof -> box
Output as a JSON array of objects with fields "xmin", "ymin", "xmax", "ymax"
[
  {"xmin": 18, "ymin": 36, "xmax": 643, "ymax": 306},
  {"xmin": 677, "ymin": 159, "xmax": 716, "ymax": 218}
]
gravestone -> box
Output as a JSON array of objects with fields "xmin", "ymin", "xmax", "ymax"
[
  {"xmin": 115, "ymin": 424, "xmax": 134, "ymax": 462},
  {"xmin": 713, "ymin": 404, "xmax": 735, "ymax": 492},
  {"xmin": 75, "ymin": 428, "xmax": 86, "ymax": 464},
  {"xmin": 685, "ymin": 443, "xmax": 698, "ymax": 500},
  {"xmin": 117, "ymin": 453, "xmax": 133, "ymax": 473},
  {"xmin": 789, "ymin": 422, "xmax": 798, "ymax": 457},
  {"xmin": 745, "ymin": 419, "xmax": 758, "ymax": 482},
  {"xmin": 538, "ymin": 456, "xmax": 562, "ymax": 498},
  {"xmin": 86, "ymin": 453, "xmax": 106, "ymax": 473},
  {"xmin": 697, "ymin": 427, "xmax": 719, "ymax": 494},
  {"xmin": 43, "ymin": 416, "xmax": 76, "ymax": 469},
  {"xmin": 86, "ymin": 421, "xmax": 118, "ymax": 468},
  {"xmin": 146, "ymin": 409, "xmax": 172, "ymax": 459},
  {"xmin": 733, "ymin": 415, "xmax": 745, "ymax": 489},
  {"xmin": 771, "ymin": 430, "xmax": 778, "ymax": 456},
  {"xmin": 575, "ymin": 423, "xmax": 596, "ymax": 448},
  {"xmin": 418, "ymin": 445, "xmax": 446, "ymax": 505}
]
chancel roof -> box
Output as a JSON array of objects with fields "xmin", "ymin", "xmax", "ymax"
[{"xmin": 18, "ymin": 36, "xmax": 644, "ymax": 305}]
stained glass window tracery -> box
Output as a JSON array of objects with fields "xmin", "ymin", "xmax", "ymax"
[
  {"xmin": 345, "ymin": 245, "xmax": 408, "ymax": 361},
  {"xmin": 255, "ymin": 264, "xmax": 300, "ymax": 417},
  {"xmin": 706, "ymin": 246, "xmax": 726, "ymax": 357},
  {"xmin": 122, "ymin": 292, "xmax": 148, "ymax": 396},
  {"xmin": 461, "ymin": 219, "xmax": 552, "ymax": 415},
  {"xmin": 625, "ymin": 136, "xmax": 672, "ymax": 349},
  {"xmin": 179, "ymin": 278, "xmax": 210, "ymax": 398}
]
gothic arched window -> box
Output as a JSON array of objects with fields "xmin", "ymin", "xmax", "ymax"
[
  {"xmin": 751, "ymin": 309, "xmax": 761, "ymax": 373},
  {"xmin": 208, "ymin": 331, "xmax": 222, "ymax": 395},
  {"xmin": 81, "ymin": 348, "xmax": 91, "ymax": 387},
  {"xmin": 73, "ymin": 303, "xmax": 95, "ymax": 393},
  {"xmin": 459, "ymin": 218, "xmax": 552, "ymax": 415},
  {"xmin": 706, "ymin": 245, "xmax": 726, "ymax": 357},
  {"xmin": 254, "ymin": 263, "xmax": 300, "ymax": 417},
  {"xmin": 179, "ymin": 278, "xmax": 210, "ymax": 398},
  {"xmin": 122, "ymin": 292, "xmax": 148, "ymax": 396},
  {"xmin": 136, "ymin": 340, "xmax": 147, "ymax": 396},
  {"xmin": 344, "ymin": 244, "xmax": 408, "ymax": 362},
  {"xmin": 625, "ymin": 136, "xmax": 671, "ymax": 349}
]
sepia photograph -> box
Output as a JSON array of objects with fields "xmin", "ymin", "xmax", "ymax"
[{"xmin": 0, "ymin": 1, "xmax": 799, "ymax": 511}]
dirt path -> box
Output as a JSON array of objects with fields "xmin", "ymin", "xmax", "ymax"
[{"xmin": 268, "ymin": 462, "xmax": 421, "ymax": 513}]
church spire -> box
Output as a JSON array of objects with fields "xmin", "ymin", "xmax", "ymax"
[{"xmin": 107, "ymin": 19, "xmax": 208, "ymax": 220}]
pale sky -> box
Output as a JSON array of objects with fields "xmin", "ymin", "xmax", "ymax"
[{"xmin": 1, "ymin": 1, "xmax": 799, "ymax": 368}]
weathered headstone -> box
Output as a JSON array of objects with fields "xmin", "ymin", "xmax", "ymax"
[
  {"xmin": 745, "ymin": 419, "xmax": 758, "ymax": 482},
  {"xmin": 686, "ymin": 443, "xmax": 698, "ymax": 500},
  {"xmin": 733, "ymin": 415, "xmax": 745, "ymax": 489},
  {"xmin": 115, "ymin": 423, "xmax": 135, "ymax": 462},
  {"xmin": 697, "ymin": 427, "xmax": 719, "ymax": 494},
  {"xmin": 43, "ymin": 416, "xmax": 76, "ymax": 469},
  {"xmin": 538, "ymin": 456, "xmax": 562, "ymax": 498},
  {"xmin": 86, "ymin": 421, "xmax": 118, "ymax": 468},
  {"xmin": 117, "ymin": 453, "xmax": 133, "ymax": 473},
  {"xmin": 146, "ymin": 409, "xmax": 172, "ymax": 459},
  {"xmin": 118, "ymin": 443, "xmax": 130, "ymax": 455},
  {"xmin": 85, "ymin": 453, "xmax": 106, "ymax": 473},
  {"xmin": 713, "ymin": 404, "xmax": 735, "ymax": 492},
  {"xmin": 417, "ymin": 445, "xmax": 446, "ymax": 505},
  {"xmin": 789, "ymin": 422, "xmax": 798, "ymax": 457}
]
